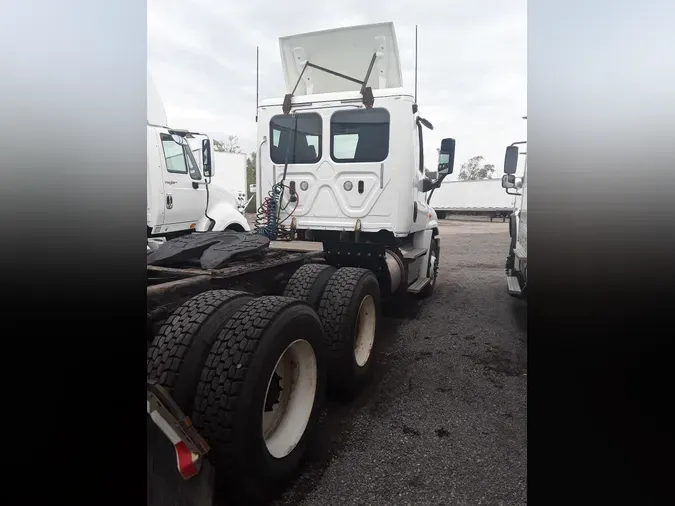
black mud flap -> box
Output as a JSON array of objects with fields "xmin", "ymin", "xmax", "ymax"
[
  {"xmin": 147, "ymin": 417, "xmax": 215, "ymax": 506},
  {"xmin": 147, "ymin": 232, "xmax": 270, "ymax": 270},
  {"xmin": 322, "ymin": 241, "xmax": 389, "ymax": 284}
]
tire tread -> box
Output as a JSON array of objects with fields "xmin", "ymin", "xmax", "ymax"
[
  {"xmin": 146, "ymin": 290, "xmax": 250, "ymax": 390},
  {"xmin": 283, "ymin": 263, "xmax": 336, "ymax": 308},
  {"xmin": 317, "ymin": 268, "xmax": 371, "ymax": 356}
]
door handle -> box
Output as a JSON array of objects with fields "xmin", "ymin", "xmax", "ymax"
[
  {"xmin": 192, "ymin": 182, "xmax": 199, "ymax": 190},
  {"xmin": 166, "ymin": 194, "xmax": 173, "ymax": 209}
]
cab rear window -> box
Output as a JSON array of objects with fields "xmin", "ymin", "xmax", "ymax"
[
  {"xmin": 270, "ymin": 113, "xmax": 322, "ymax": 164},
  {"xmin": 330, "ymin": 108, "xmax": 390, "ymax": 163}
]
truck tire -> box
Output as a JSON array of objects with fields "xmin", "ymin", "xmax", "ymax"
[
  {"xmin": 192, "ymin": 296, "xmax": 327, "ymax": 505},
  {"xmin": 147, "ymin": 290, "xmax": 254, "ymax": 413},
  {"xmin": 317, "ymin": 267, "xmax": 380, "ymax": 399},
  {"xmin": 421, "ymin": 234, "xmax": 440, "ymax": 297},
  {"xmin": 146, "ymin": 297, "xmax": 192, "ymax": 346},
  {"xmin": 283, "ymin": 263, "xmax": 337, "ymax": 310}
]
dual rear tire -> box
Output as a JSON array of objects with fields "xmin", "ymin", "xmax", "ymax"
[
  {"xmin": 193, "ymin": 297, "xmax": 327, "ymax": 504},
  {"xmin": 147, "ymin": 264, "xmax": 382, "ymax": 504},
  {"xmin": 148, "ymin": 293, "xmax": 327, "ymax": 505},
  {"xmin": 285, "ymin": 264, "xmax": 381, "ymax": 399}
]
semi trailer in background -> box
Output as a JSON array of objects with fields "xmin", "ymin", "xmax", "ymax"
[{"xmin": 430, "ymin": 179, "xmax": 516, "ymax": 221}]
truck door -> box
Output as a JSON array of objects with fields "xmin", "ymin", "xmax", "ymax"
[
  {"xmin": 326, "ymin": 107, "xmax": 392, "ymax": 220},
  {"xmin": 517, "ymin": 157, "xmax": 527, "ymax": 251},
  {"xmin": 410, "ymin": 118, "xmax": 431, "ymax": 232},
  {"xmin": 159, "ymin": 133, "xmax": 207, "ymax": 230}
]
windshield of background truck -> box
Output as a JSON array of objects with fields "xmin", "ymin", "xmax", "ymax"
[{"xmin": 160, "ymin": 133, "xmax": 202, "ymax": 181}]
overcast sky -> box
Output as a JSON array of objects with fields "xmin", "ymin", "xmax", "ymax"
[{"xmin": 148, "ymin": 0, "xmax": 526, "ymax": 179}]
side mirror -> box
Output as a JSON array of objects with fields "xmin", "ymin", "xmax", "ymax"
[
  {"xmin": 437, "ymin": 138, "xmax": 456, "ymax": 175},
  {"xmin": 501, "ymin": 174, "xmax": 516, "ymax": 189},
  {"xmin": 417, "ymin": 117, "xmax": 434, "ymax": 130},
  {"xmin": 504, "ymin": 145, "xmax": 519, "ymax": 174},
  {"xmin": 202, "ymin": 139, "xmax": 213, "ymax": 177}
]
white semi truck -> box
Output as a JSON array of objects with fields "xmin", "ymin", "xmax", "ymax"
[
  {"xmin": 430, "ymin": 178, "xmax": 516, "ymax": 221},
  {"xmin": 256, "ymin": 22, "xmax": 455, "ymax": 295},
  {"xmin": 146, "ymin": 74, "xmax": 249, "ymax": 242},
  {"xmin": 147, "ymin": 22, "xmax": 455, "ymax": 505},
  {"xmin": 501, "ymin": 139, "xmax": 527, "ymax": 297}
]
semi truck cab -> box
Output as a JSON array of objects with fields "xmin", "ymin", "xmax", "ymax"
[
  {"xmin": 255, "ymin": 22, "xmax": 456, "ymax": 295},
  {"xmin": 146, "ymin": 74, "xmax": 249, "ymax": 240}
]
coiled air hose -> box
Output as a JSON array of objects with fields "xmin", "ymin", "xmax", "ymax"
[{"xmin": 254, "ymin": 113, "xmax": 299, "ymax": 240}]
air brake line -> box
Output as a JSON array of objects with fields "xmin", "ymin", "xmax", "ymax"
[{"xmin": 254, "ymin": 114, "xmax": 299, "ymax": 240}]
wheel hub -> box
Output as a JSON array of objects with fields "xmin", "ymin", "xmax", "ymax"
[
  {"xmin": 264, "ymin": 372, "xmax": 283, "ymax": 412},
  {"xmin": 353, "ymin": 295, "xmax": 376, "ymax": 367},
  {"xmin": 429, "ymin": 254, "xmax": 437, "ymax": 284},
  {"xmin": 261, "ymin": 339, "xmax": 318, "ymax": 459}
]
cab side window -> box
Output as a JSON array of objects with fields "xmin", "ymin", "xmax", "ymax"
[{"xmin": 160, "ymin": 134, "xmax": 202, "ymax": 180}]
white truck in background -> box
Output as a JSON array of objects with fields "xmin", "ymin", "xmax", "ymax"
[
  {"xmin": 501, "ymin": 138, "xmax": 527, "ymax": 297},
  {"xmin": 189, "ymin": 144, "xmax": 250, "ymax": 214},
  {"xmin": 430, "ymin": 179, "xmax": 516, "ymax": 221},
  {"xmin": 147, "ymin": 73, "xmax": 249, "ymax": 243}
]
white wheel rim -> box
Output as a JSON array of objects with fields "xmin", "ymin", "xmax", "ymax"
[
  {"xmin": 262, "ymin": 339, "xmax": 317, "ymax": 459},
  {"xmin": 353, "ymin": 295, "xmax": 376, "ymax": 367},
  {"xmin": 429, "ymin": 253, "xmax": 437, "ymax": 285}
]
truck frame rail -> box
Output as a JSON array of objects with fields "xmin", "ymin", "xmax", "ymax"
[{"xmin": 147, "ymin": 246, "xmax": 324, "ymax": 311}]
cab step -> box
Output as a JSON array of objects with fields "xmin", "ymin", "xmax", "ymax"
[
  {"xmin": 400, "ymin": 247, "xmax": 427, "ymax": 261},
  {"xmin": 507, "ymin": 275, "xmax": 522, "ymax": 295},
  {"xmin": 408, "ymin": 276, "xmax": 430, "ymax": 294}
]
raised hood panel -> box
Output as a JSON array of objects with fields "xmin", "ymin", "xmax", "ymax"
[{"xmin": 279, "ymin": 22, "xmax": 403, "ymax": 96}]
